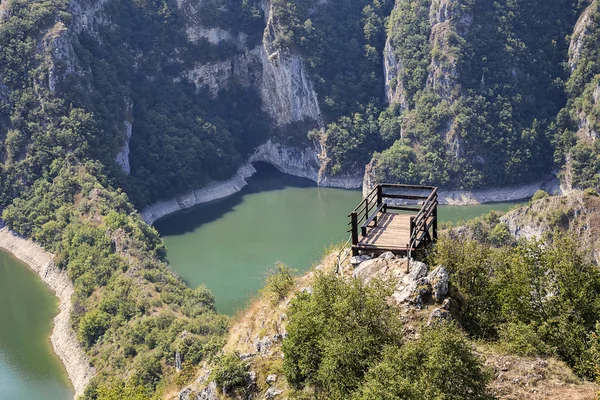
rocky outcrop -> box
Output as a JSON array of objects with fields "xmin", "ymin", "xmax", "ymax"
[
  {"xmin": 568, "ymin": 0, "xmax": 596, "ymax": 72},
  {"xmin": 0, "ymin": 228, "xmax": 95, "ymax": 398},
  {"xmin": 250, "ymin": 139, "xmax": 362, "ymax": 188},
  {"xmin": 500, "ymin": 190, "xmax": 600, "ymax": 265},
  {"xmin": 115, "ymin": 99, "xmax": 134, "ymax": 174},
  {"xmin": 427, "ymin": 0, "xmax": 470, "ymax": 100},
  {"xmin": 577, "ymin": 82, "xmax": 600, "ymax": 141},
  {"xmin": 383, "ymin": 35, "xmax": 408, "ymax": 107},
  {"xmin": 185, "ymin": 45, "xmax": 321, "ymax": 126},
  {"xmin": 181, "ymin": 0, "xmax": 322, "ymax": 127},
  {"xmin": 568, "ymin": 1, "xmax": 600, "ymax": 142},
  {"xmin": 353, "ymin": 253, "xmax": 450, "ymax": 311}
]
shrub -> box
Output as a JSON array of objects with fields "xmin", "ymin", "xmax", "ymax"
[
  {"xmin": 498, "ymin": 322, "xmax": 552, "ymax": 357},
  {"xmin": 353, "ymin": 323, "xmax": 493, "ymax": 400},
  {"xmin": 531, "ymin": 189, "xmax": 550, "ymax": 202},
  {"xmin": 488, "ymin": 222, "xmax": 513, "ymax": 247},
  {"xmin": 78, "ymin": 310, "xmax": 112, "ymax": 348},
  {"xmin": 212, "ymin": 352, "xmax": 249, "ymax": 393},
  {"xmin": 282, "ymin": 273, "xmax": 402, "ymax": 399},
  {"xmin": 260, "ymin": 263, "xmax": 296, "ymax": 305}
]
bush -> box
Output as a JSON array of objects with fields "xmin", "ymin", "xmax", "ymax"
[
  {"xmin": 282, "ymin": 273, "xmax": 402, "ymax": 399},
  {"xmin": 488, "ymin": 222, "xmax": 512, "ymax": 247},
  {"xmin": 432, "ymin": 233, "xmax": 600, "ymax": 379},
  {"xmin": 354, "ymin": 323, "xmax": 493, "ymax": 400},
  {"xmin": 531, "ymin": 189, "xmax": 550, "ymax": 202},
  {"xmin": 260, "ymin": 263, "xmax": 296, "ymax": 305},
  {"xmin": 498, "ymin": 322, "xmax": 552, "ymax": 357},
  {"xmin": 78, "ymin": 310, "xmax": 112, "ymax": 348},
  {"xmin": 212, "ymin": 352, "xmax": 249, "ymax": 393}
]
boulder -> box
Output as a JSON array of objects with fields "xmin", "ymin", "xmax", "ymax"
[
  {"xmin": 265, "ymin": 387, "xmax": 283, "ymax": 399},
  {"xmin": 426, "ymin": 298, "xmax": 453, "ymax": 326},
  {"xmin": 427, "ymin": 266, "xmax": 449, "ymax": 303},
  {"xmin": 178, "ymin": 387, "xmax": 192, "ymax": 400},
  {"xmin": 393, "ymin": 277, "xmax": 432, "ymax": 308},
  {"xmin": 266, "ymin": 374, "xmax": 278, "ymax": 385},
  {"xmin": 353, "ymin": 258, "xmax": 385, "ymax": 281},
  {"xmin": 402, "ymin": 260, "xmax": 428, "ymax": 285},
  {"xmin": 379, "ymin": 251, "xmax": 396, "ymax": 260},
  {"xmin": 350, "ymin": 254, "xmax": 371, "ymax": 266},
  {"xmin": 198, "ymin": 381, "xmax": 218, "ymax": 400}
]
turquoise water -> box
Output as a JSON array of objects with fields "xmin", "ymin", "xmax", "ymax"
[
  {"xmin": 157, "ymin": 164, "xmax": 522, "ymax": 314},
  {"xmin": 0, "ymin": 250, "xmax": 73, "ymax": 400}
]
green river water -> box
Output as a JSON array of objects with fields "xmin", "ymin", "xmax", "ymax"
[
  {"xmin": 157, "ymin": 163, "xmax": 521, "ymax": 314},
  {"xmin": 0, "ymin": 250, "xmax": 73, "ymax": 400}
]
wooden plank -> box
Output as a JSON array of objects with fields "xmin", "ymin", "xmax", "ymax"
[
  {"xmin": 382, "ymin": 193, "xmax": 429, "ymax": 200},
  {"xmin": 385, "ymin": 206, "xmax": 421, "ymax": 212},
  {"xmin": 380, "ymin": 183, "xmax": 436, "ymax": 190}
]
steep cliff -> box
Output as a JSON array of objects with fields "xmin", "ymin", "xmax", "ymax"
[
  {"xmin": 501, "ymin": 190, "xmax": 600, "ymax": 265},
  {"xmin": 556, "ymin": 0, "xmax": 600, "ymax": 192},
  {"xmin": 369, "ymin": 0, "xmax": 582, "ymax": 190}
]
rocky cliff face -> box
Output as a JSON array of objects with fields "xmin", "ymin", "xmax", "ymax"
[
  {"xmin": 380, "ymin": 0, "xmax": 472, "ymax": 178},
  {"xmin": 501, "ymin": 191, "xmax": 600, "ymax": 265},
  {"xmin": 179, "ymin": 0, "xmax": 322, "ymax": 127},
  {"xmin": 560, "ymin": 0, "xmax": 600, "ymax": 192},
  {"xmin": 46, "ymin": 0, "xmax": 326, "ymax": 187},
  {"xmin": 569, "ymin": 0, "xmax": 600, "ymax": 142},
  {"xmin": 384, "ymin": 0, "xmax": 469, "ymax": 109}
]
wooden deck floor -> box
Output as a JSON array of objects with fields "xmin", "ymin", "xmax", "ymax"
[{"xmin": 357, "ymin": 213, "xmax": 414, "ymax": 251}]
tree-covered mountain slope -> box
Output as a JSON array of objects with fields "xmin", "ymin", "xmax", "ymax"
[{"xmin": 1, "ymin": 0, "xmax": 600, "ymax": 398}]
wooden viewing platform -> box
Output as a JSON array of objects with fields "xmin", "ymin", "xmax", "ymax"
[{"xmin": 349, "ymin": 184, "xmax": 438, "ymax": 257}]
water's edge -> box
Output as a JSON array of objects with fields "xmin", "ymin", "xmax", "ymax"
[
  {"xmin": 0, "ymin": 228, "xmax": 95, "ymax": 398},
  {"xmin": 142, "ymin": 159, "xmax": 562, "ymax": 226}
]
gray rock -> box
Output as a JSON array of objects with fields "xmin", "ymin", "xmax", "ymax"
[
  {"xmin": 379, "ymin": 251, "xmax": 396, "ymax": 260},
  {"xmin": 403, "ymin": 260, "xmax": 428, "ymax": 285},
  {"xmin": 266, "ymin": 374, "xmax": 278, "ymax": 384},
  {"xmin": 351, "ymin": 255, "xmax": 371, "ymax": 266},
  {"xmin": 254, "ymin": 334, "xmax": 284, "ymax": 355},
  {"xmin": 179, "ymin": 387, "xmax": 192, "ymax": 400},
  {"xmin": 248, "ymin": 371, "xmax": 257, "ymax": 384},
  {"xmin": 175, "ymin": 351, "xmax": 183, "ymax": 371},
  {"xmin": 393, "ymin": 277, "xmax": 432, "ymax": 308},
  {"xmin": 353, "ymin": 259, "xmax": 383, "ymax": 281},
  {"xmin": 426, "ymin": 299, "xmax": 453, "ymax": 327},
  {"xmin": 254, "ymin": 336, "xmax": 273, "ymax": 354},
  {"xmin": 198, "ymin": 381, "xmax": 218, "ymax": 400},
  {"xmin": 240, "ymin": 352, "xmax": 257, "ymax": 360},
  {"xmin": 426, "ymin": 266, "xmax": 449, "ymax": 303},
  {"xmin": 265, "ymin": 387, "xmax": 283, "ymax": 399},
  {"xmin": 300, "ymin": 286, "xmax": 313, "ymax": 294}
]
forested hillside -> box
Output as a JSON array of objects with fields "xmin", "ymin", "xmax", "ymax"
[{"xmin": 1, "ymin": 0, "xmax": 600, "ymax": 398}]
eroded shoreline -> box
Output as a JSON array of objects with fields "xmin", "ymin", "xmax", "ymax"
[{"xmin": 0, "ymin": 228, "xmax": 95, "ymax": 398}]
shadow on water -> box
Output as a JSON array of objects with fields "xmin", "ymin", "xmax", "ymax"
[{"xmin": 154, "ymin": 162, "xmax": 317, "ymax": 236}]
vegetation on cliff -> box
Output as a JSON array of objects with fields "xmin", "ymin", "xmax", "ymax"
[
  {"xmin": 2, "ymin": 0, "xmax": 600, "ymax": 398},
  {"xmin": 182, "ymin": 202, "xmax": 600, "ymax": 399}
]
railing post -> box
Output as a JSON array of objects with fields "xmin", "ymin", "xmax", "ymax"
[
  {"xmin": 433, "ymin": 198, "xmax": 438, "ymax": 241},
  {"xmin": 351, "ymin": 212, "xmax": 359, "ymax": 247},
  {"xmin": 409, "ymin": 215, "xmax": 415, "ymax": 237},
  {"xmin": 376, "ymin": 185, "xmax": 382, "ymax": 206}
]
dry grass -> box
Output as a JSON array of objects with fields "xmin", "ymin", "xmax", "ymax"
[{"xmin": 479, "ymin": 343, "xmax": 599, "ymax": 400}]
